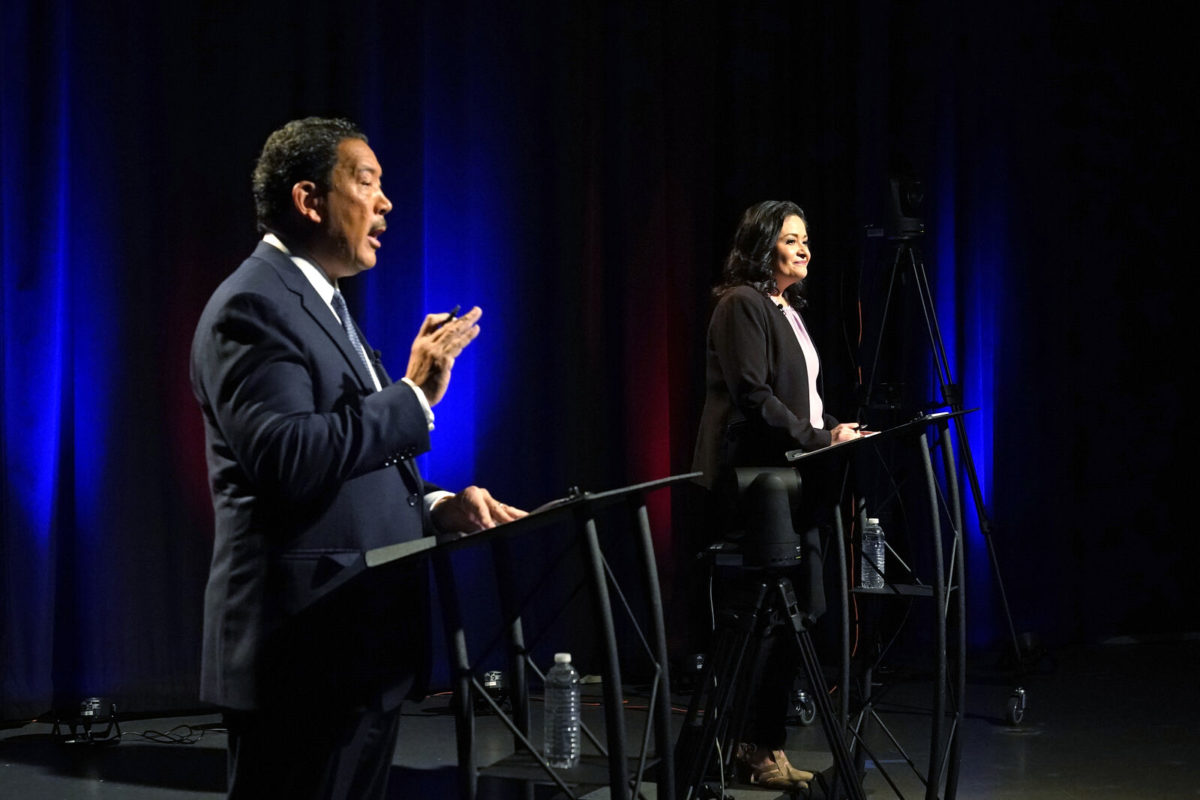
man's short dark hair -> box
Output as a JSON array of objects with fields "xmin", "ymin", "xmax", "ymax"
[{"xmin": 251, "ymin": 117, "xmax": 367, "ymax": 234}]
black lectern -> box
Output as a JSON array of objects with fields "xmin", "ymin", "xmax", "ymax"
[
  {"xmin": 366, "ymin": 472, "xmax": 697, "ymax": 800},
  {"xmin": 787, "ymin": 410, "xmax": 969, "ymax": 800}
]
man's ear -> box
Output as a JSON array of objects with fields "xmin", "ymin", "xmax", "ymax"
[{"xmin": 291, "ymin": 180, "xmax": 323, "ymax": 224}]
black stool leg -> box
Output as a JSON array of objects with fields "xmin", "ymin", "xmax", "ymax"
[{"xmin": 676, "ymin": 581, "xmax": 771, "ymax": 799}]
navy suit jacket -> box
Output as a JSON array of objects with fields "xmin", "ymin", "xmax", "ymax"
[
  {"xmin": 692, "ymin": 285, "xmax": 838, "ymax": 490},
  {"xmin": 191, "ymin": 241, "xmax": 434, "ymax": 712}
]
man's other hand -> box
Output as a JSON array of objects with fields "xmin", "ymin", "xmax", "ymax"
[{"xmin": 432, "ymin": 485, "xmax": 527, "ymax": 533}]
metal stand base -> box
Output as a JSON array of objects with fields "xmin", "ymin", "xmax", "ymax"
[{"xmin": 676, "ymin": 574, "xmax": 865, "ymax": 800}]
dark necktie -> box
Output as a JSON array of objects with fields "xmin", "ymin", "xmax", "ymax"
[{"xmin": 330, "ymin": 290, "xmax": 375, "ymax": 384}]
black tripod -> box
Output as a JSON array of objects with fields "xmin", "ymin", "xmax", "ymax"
[
  {"xmin": 864, "ymin": 234, "xmax": 1028, "ymax": 722},
  {"xmin": 676, "ymin": 570, "xmax": 865, "ymax": 800}
]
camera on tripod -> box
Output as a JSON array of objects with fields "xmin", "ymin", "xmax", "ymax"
[
  {"xmin": 718, "ymin": 467, "xmax": 804, "ymax": 569},
  {"xmin": 885, "ymin": 175, "xmax": 925, "ymax": 240}
]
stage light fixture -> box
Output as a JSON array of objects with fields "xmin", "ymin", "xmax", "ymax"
[{"xmin": 52, "ymin": 696, "xmax": 122, "ymax": 745}]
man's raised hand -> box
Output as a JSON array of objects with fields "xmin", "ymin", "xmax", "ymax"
[{"xmin": 404, "ymin": 306, "xmax": 482, "ymax": 406}]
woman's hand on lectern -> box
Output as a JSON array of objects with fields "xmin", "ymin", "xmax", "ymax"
[{"xmin": 830, "ymin": 423, "xmax": 864, "ymax": 443}]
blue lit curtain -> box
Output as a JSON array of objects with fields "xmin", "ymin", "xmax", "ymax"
[{"xmin": 2, "ymin": 0, "xmax": 1189, "ymax": 721}]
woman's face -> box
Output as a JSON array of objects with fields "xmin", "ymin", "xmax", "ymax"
[{"xmin": 773, "ymin": 215, "xmax": 809, "ymax": 291}]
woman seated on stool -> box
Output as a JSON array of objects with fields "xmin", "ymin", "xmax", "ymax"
[{"xmin": 692, "ymin": 200, "xmax": 863, "ymax": 791}]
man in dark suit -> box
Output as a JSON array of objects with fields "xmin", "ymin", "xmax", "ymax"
[{"xmin": 190, "ymin": 117, "xmax": 523, "ymax": 799}]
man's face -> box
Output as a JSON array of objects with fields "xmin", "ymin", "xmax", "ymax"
[{"xmin": 315, "ymin": 138, "xmax": 392, "ymax": 279}]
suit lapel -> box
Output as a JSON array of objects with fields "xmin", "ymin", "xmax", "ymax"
[
  {"xmin": 764, "ymin": 293, "xmax": 803, "ymax": 364},
  {"xmin": 256, "ymin": 242, "xmax": 376, "ymax": 392},
  {"xmin": 765, "ymin": 294, "xmax": 825, "ymax": 397},
  {"xmin": 255, "ymin": 242, "xmax": 421, "ymax": 485}
]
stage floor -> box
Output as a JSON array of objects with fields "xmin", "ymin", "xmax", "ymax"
[{"xmin": 2, "ymin": 638, "xmax": 1197, "ymax": 799}]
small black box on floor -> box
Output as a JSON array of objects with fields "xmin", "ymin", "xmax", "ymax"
[{"xmin": 51, "ymin": 697, "xmax": 122, "ymax": 745}]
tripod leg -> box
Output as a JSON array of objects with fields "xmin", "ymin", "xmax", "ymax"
[
  {"xmin": 676, "ymin": 582, "xmax": 770, "ymax": 799},
  {"xmin": 907, "ymin": 246, "xmax": 1025, "ymax": 679},
  {"xmin": 774, "ymin": 577, "xmax": 866, "ymax": 800}
]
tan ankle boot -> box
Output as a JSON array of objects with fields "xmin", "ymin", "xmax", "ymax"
[
  {"xmin": 772, "ymin": 748, "xmax": 815, "ymax": 784},
  {"xmin": 735, "ymin": 743, "xmax": 811, "ymax": 790}
]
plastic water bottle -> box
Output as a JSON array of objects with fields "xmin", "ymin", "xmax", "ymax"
[
  {"xmin": 861, "ymin": 518, "xmax": 886, "ymax": 589},
  {"xmin": 543, "ymin": 652, "xmax": 581, "ymax": 768}
]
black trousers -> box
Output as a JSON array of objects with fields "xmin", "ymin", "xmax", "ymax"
[
  {"xmin": 224, "ymin": 704, "xmax": 402, "ymax": 800},
  {"xmin": 740, "ymin": 596, "xmax": 801, "ymax": 750}
]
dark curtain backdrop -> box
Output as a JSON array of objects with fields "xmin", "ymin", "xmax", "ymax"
[{"xmin": 2, "ymin": 0, "xmax": 1190, "ymax": 721}]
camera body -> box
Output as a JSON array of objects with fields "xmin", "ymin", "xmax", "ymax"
[{"xmin": 723, "ymin": 467, "xmax": 803, "ymax": 568}]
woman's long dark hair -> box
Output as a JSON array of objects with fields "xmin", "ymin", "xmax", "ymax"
[{"xmin": 713, "ymin": 200, "xmax": 808, "ymax": 307}]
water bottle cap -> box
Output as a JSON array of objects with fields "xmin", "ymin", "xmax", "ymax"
[
  {"xmin": 554, "ymin": 652, "xmax": 571, "ymax": 663},
  {"xmin": 867, "ymin": 518, "xmax": 879, "ymax": 525}
]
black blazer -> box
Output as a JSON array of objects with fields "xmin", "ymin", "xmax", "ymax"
[
  {"xmin": 190, "ymin": 241, "xmax": 434, "ymax": 712},
  {"xmin": 692, "ymin": 286, "xmax": 838, "ymax": 489}
]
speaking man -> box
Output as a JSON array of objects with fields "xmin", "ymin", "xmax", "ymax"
[{"xmin": 190, "ymin": 117, "xmax": 523, "ymax": 799}]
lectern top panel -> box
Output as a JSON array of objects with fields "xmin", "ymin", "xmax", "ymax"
[
  {"xmin": 784, "ymin": 410, "xmax": 969, "ymax": 463},
  {"xmin": 364, "ymin": 472, "xmax": 701, "ymax": 569}
]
